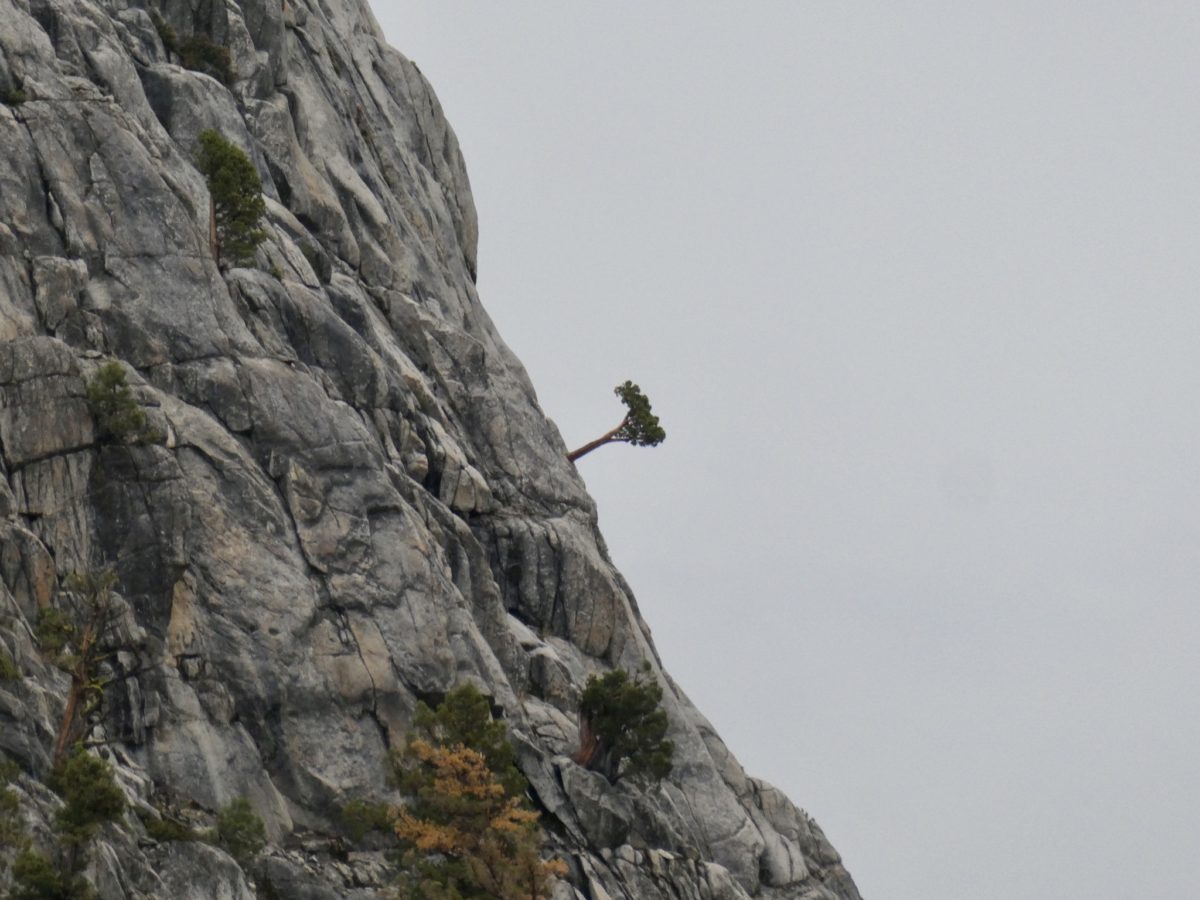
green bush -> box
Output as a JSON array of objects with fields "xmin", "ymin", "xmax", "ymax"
[
  {"xmin": 197, "ymin": 130, "xmax": 266, "ymax": 267},
  {"xmin": 33, "ymin": 607, "xmax": 73, "ymax": 659},
  {"xmin": 48, "ymin": 751, "xmax": 126, "ymax": 843},
  {"xmin": 178, "ymin": 34, "xmax": 235, "ymax": 86},
  {"xmin": 1, "ymin": 88, "xmax": 27, "ymax": 106},
  {"xmin": 212, "ymin": 797, "xmax": 266, "ymax": 867},
  {"xmin": 9, "ymin": 849, "xmax": 93, "ymax": 899},
  {"xmin": 341, "ymin": 799, "xmax": 392, "ymax": 843},
  {"xmin": 138, "ymin": 809, "xmax": 201, "ymax": 843},
  {"xmin": 0, "ymin": 646, "xmax": 18, "ymax": 681},
  {"xmin": 576, "ymin": 663, "xmax": 673, "ymax": 785},
  {"xmin": 86, "ymin": 362, "xmax": 159, "ymax": 444}
]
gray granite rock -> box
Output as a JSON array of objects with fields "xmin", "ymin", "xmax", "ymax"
[{"xmin": 0, "ymin": 1, "xmax": 861, "ymax": 898}]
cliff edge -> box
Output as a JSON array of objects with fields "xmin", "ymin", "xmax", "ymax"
[{"xmin": 0, "ymin": 1, "xmax": 861, "ymax": 897}]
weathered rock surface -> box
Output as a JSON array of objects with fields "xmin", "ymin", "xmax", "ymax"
[{"xmin": 0, "ymin": 1, "xmax": 861, "ymax": 897}]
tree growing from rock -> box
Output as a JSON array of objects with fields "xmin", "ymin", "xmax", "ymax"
[
  {"xmin": 196, "ymin": 129, "xmax": 266, "ymax": 267},
  {"xmin": 48, "ymin": 749, "xmax": 126, "ymax": 847},
  {"xmin": 574, "ymin": 663, "xmax": 674, "ymax": 785},
  {"xmin": 393, "ymin": 740, "xmax": 565, "ymax": 899},
  {"xmin": 39, "ymin": 570, "xmax": 122, "ymax": 767},
  {"xmin": 567, "ymin": 381, "xmax": 666, "ymax": 463},
  {"xmin": 2, "ymin": 749, "xmax": 127, "ymax": 897},
  {"xmin": 86, "ymin": 362, "xmax": 160, "ymax": 445},
  {"xmin": 211, "ymin": 797, "xmax": 266, "ymax": 867},
  {"xmin": 411, "ymin": 683, "xmax": 527, "ymax": 799},
  {"xmin": 389, "ymin": 684, "xmax": 566, "ymax": 898}
]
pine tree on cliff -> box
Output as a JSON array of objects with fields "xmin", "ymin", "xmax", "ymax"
[
  {"xmin": 567, "ymin": 381, "xmax": 666, "ymax": 462},
  {"xmin": 573, "ymin": 663, "xmax": 674, "ymax": 785},
  {"xmin": 196, "ymin": 129, "xmax": 266, "ymax": 267}
]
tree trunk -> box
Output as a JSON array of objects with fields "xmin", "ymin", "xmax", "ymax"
[
  {"xmin": 53, "ymin": 625, "xmax": 96, "ymax": 766},
  {"xmin": 572, "ymin": 714, "xmax": 602, "ymax": 768},
  {"xmin": 567, "ymin": 418, "xmax": 628, "ymax": 463},
  {"xmin": 208, "ymin": 196, "xmax": 219, "ymax": 261}
]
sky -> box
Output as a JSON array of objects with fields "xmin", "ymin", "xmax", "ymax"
[{"xmin": 376, "ymin": 5, "xmax": 1200, "ymax": 898}]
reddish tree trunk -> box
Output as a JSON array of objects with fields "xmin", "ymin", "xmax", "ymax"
[
  {"xmin": 53, "ymin": 625, "xmax": 97, "ymax": 766},
  {"xmin": 573, "ymin": 714, "xmax": 602, "ymax": 768},
  {"xmin": 208, "ymin": 197, "xmax": 219, "ymax": 261},
  {"xmin": 567, "ymin": 418, "xmax": 628, "ymax": 463}
]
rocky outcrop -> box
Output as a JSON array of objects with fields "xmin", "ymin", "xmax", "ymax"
[{"xmin": 0, "ymin": 1, "xmax": 861, "ymax": 897}]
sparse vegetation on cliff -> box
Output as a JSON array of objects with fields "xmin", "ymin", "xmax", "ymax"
[
  {"xmin": 212, "ymin": 797, "xmax": 266, "ymax": 867},
  {"xmin": 86, "ymin": 362, "xmax": 160, "ymax": 445},
  {"xmin": 152, "ymin": 12, "xmax": 235, "ymax": 86},
  {"xmin": 197, "ymin": 129, "xmax": 266, "ymax": 267},
  {"xmin": 178, "ymin": 34, "xmax": 235, "ymax": 86},
  {"xmin": 568, "ymin": 380, "xmax": 666, "ymax": 462},
  {"xmin": 574, "ymin": 663, "xmax": 674, "ymax": 785},
  {"xmin": 347, "ymin": 684, "xmax": 567, "ymax": 898},
  {"xmin": 393, "ymin": 739, "xmax": 566, "ymax": 899},
  {"xmin": 40, "ymin": 570, "xmax": 122, "ymax": 766},
  {"xmin": 0, "ymin": 647, "xmax": 17, "ymax": 681},
  {"xmin": 49, "ymin": 750, "xmax": 126, "ymax": 845}
]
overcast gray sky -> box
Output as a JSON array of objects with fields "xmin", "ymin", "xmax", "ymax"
[{"xmin": 378, "ymin": 4, "xmax": 1200, "ymax": 898}]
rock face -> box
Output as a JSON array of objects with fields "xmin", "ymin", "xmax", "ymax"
[{"xmin": 0, "ymin": 1, "xmax": 862, "ymax": 898}]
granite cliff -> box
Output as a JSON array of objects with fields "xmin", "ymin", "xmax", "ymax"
[{"xmin": 0, "ymin": 1, "xmax": 862, "ymax": 897}]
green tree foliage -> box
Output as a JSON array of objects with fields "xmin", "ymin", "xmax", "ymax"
[
  {"xmin": 567, "ymin": 380, "xmax": 666, "ymax": 462},
  {"xmin": 0, "ymin": 646, "xmax": 17, "ymax": 681},
  {"xmin": 42, "ymin": 570, "xmax": 123, "ymax": 766},
  {"xmin": 48, "ymin": 751, "xmax": 126, "ymax": 845},
  {"xmin": 411, "ymin": 684, "xmax": 526, "ymax": 798},
  {"xmin": 1, "ymin": 749, "xmax": 119, "ymax": 897},
  {"xmin": 574, "ymin": 663, "xmax": 673, "ymax": 785},
  {"xmin": 137, "ymin": 809, "xmax": 202, "ymax": 844},
  {"xmin": 388, "ymin": 685, "xmax": 565, "ymax": 898},
  {"xmin": 85, "ymin": 362, "xmax": 159, "ymax": 445},
  {"xmin": 197, "ymin": 129, "xmax": 266, "ymax": 267},
  {"xmin": 178, "ymin": 34, "xmax": 235, "ymax": 86},
  {"xmin": 151, "ymin": 12, "xmax": 235, "ymax": 86},
  {"xmin": 341, "ymin": 799, "xmax": 393, "ymax": 843},
  {"xmin": 212, "ymin": 797, "xmax": 266, "ymax": 867},
  {"xmin": 9, "ymin": 849, "xmax": 94, "ymax": 900},
  {"xmin": 392, "ymin": 741, "xmax": 565, "ymax": 899}
]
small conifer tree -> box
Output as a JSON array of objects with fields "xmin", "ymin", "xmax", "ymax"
[
  {"xmin": 86, "ymin": 362, "xmax": 159, "ymax": 445},
  {"xmin": 568, "ymin": 380, "xmax": 666, "ymax": 462},
  {"xmin": 49, "ymin": 750, "xmax": 126, "ymax": 845},
  {"xmin": 9, "ymin": 848, "xmax": 93, "ymax": 899},
  {"xmin": 574, "ymin": 663, "xmax": 674, "ymax": 785},
  {"xmin": 389, "ymin": 685, "xmax": 566, "ymax": 898},
  {"xmin": 211, "ymin": 797, "xmax": 266, "ymax": 867},
  {"xmin": 411, "ymin": 683, "xmax": 527, "ymax": 798},
  {"xmin": 393, "ymin": 741, "xmax": 565, "ymax": 899},
  {"xmin": 196, "ymin": 130, "xmax": 266, "ymax": 267}
]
